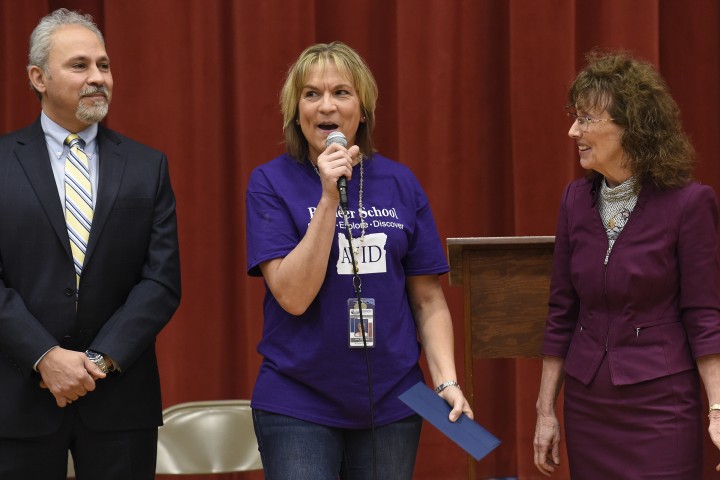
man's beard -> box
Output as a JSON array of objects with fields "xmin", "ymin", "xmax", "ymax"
[{"xmin": 76, "ymin": 86, "xmax": 110, "ymax": 124}]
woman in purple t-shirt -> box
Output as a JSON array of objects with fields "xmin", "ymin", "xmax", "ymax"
[{"xmin": 246, "ymin": 42, "xmax": 473, "ymax": 479}]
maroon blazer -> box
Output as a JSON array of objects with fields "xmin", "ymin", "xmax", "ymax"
[{"xmin": 542, "ymin": 176, "xmax": 720, "ymax": 386}]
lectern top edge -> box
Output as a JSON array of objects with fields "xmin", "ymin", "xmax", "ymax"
[{"xmin": 446, "ymin": 236, "xmax": 555, "ymax": 246}]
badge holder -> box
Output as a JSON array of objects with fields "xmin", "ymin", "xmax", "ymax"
[{"xmin": 348, "ymin": 298, "xmax": 375, "ymax": 348}]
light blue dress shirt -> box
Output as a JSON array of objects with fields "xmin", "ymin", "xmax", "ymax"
[{"xmin": 40, "ymin": 111, "xmax": 100, "ymax": 208}]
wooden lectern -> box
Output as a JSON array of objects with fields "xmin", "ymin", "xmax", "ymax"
[{"xmin": 446, "ymin": 236, "xmax": 555, "ymax": 479}]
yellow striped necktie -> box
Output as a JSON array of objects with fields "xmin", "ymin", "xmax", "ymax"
[{"xmin": 64, "ymin": 134, "xmax": 93, "ymax": 291}]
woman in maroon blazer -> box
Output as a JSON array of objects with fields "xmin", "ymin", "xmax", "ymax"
[{"xmin": 533, "ymin": 51, "xmax": 720, "ymax": 478}]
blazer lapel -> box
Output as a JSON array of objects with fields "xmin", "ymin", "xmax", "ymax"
[
  {"xmin": 84, "ymin": 125, "xmax": 126, "ymax": 264},
  {"xmin": 15, "ymin": 119, "xmax": 72, "ymax": 258}
]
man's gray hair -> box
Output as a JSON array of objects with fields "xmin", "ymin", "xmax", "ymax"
[{"xmin": 27, "ymin": 8, "xmax": 104, "ymax": 98}]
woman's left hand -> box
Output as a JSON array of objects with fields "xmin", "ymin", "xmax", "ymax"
[
  {"xmin": 697, "ymin": 355, "xmax": 720, "ymax": 471},
  {"xmin": 439, "ymin": 385, "xmax": 474, "ymax": 422},
  {"xmin": 709, "ymin": 411, "xmax": 720, "ymax": 471}
]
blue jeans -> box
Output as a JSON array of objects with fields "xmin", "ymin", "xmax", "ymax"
[{"xmin": 252, "ymin": 409, "xmax": 422, "ymax": 480}]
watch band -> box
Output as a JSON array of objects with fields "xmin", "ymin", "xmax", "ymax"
[{"xmin": 85, "ymin": 350, "xmax": 110, "ymax": 374}]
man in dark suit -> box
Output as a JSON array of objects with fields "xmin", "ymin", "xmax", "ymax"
[{"xmin": 0, "ymin": 8, "xmax": 181, "ymax": 479}]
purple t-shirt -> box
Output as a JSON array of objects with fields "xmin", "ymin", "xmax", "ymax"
[{"xmin": 246, "ymin": 153, "xmax": 449, "ymax": 428}]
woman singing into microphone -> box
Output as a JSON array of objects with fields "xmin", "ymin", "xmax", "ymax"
[{"xmin": 245, "ymin": 41, "xmax": 472, "ymax": 479}]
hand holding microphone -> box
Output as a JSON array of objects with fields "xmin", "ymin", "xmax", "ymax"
[{"xmin": 324, "ymin": 131, "xmax": 359, "ymax": 211}]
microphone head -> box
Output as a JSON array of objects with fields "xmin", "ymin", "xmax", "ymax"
[{"xmin": 326, "ymin": 131, "xmax": 347, "ymax": 148}]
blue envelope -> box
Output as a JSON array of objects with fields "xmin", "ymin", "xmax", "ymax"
[{"xmin": 398, "ymin": 381, "xmax": 501, "ymax": 461}]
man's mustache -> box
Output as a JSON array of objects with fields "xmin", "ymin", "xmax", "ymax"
[{"xmin": 80, "ymin": 86, "xmax": 109, "ymax": 98}]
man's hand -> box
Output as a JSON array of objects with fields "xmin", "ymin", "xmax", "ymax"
[{"xmin": 37, "ymin": 348, "xmax": 106, "ymax": 407}]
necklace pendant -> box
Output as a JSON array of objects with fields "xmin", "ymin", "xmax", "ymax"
[{"xmin": 608, "ymin": 218, "xmax": 616, "ymax": 229}]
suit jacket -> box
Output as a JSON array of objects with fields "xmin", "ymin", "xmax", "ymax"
[
  {"xmin": 542, "ymin": 176, "xmax": 720, "ymax": 386},
  {"xmin": 0, "ymin": 118, "xmax": 181, "ymax": 437}
]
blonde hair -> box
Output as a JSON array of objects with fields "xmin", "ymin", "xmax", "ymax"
[{"xmin": 280, "ymin": 42, "xmax": 377, "ymax": 162}]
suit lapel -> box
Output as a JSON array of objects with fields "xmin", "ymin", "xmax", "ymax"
[
  {"xmin": 14, "ymin": 119, "xmax": 72, "ymax": 258},
  {"xmin": 85, "ymin": 125, "xmax": 126, "ymax": 264}
]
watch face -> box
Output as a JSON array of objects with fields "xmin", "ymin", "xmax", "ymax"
[{"xmin": 85, "ymin": 350, "xmax": 109, "ymax": 373}]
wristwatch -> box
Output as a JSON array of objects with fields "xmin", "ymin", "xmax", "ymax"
[{"xmin": 85, "ymin": 350, "xmax": 111, "ymax": 374}]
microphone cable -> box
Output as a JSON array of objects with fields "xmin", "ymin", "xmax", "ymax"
[{"xmin": 340, "ymin": 205, "xmax": 378, "ymax": 480}]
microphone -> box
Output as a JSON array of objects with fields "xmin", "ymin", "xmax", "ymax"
[{"xmin": 326, "ymin": 131, "xmax": 349, "ymax": 211}]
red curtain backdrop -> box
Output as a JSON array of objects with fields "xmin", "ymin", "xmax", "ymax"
[{"xmin": 2, "ymin": 1, "xmax": 720, "ymax": 478}]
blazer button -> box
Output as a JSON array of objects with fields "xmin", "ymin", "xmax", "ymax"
[{"xmin": 64, "ymin": 288, "xmax": 75, "ymax": 297}]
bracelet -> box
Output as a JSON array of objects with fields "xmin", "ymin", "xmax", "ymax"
[
  {"xmin": 434, "ymin": 380, "xmax": 460, "ymax": 394},
  {"xmin": 709, "ymin": 403, "xmax": 720, "ymax": 418}
]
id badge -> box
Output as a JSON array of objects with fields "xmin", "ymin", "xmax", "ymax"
[{"xmin": 348, "ymin": 298, "xmax": 375, "ymax": 348}]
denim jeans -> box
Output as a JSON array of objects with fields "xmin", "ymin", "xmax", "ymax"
[{"xmin": 252, "ymin": 409, "xmax": 422, "ymax": 480}]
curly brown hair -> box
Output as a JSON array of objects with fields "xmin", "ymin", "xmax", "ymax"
[{"xmin": 568, "ymin": 50, "xmax": 695, "ymax": 189}]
